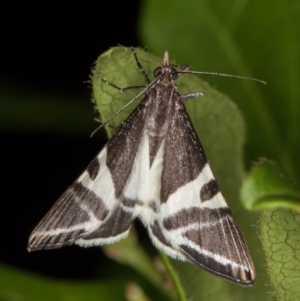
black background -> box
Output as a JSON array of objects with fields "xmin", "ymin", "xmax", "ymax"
[{"xmin": 1, "ymin": 0, "xmax": 143, "ymax": 280}]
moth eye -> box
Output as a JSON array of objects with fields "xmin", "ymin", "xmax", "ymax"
[
  {"xmin": 171, "ymin": 67, "xmax": 178, "ymax": 80},
  {"xmin": 153, "ymin": 67, "xmax": 162, "ymax": 78}
]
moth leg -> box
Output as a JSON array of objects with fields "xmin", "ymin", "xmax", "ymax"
[
  {"xmin": 171, "ymin": 64, "xmax": 190, "ymax": 71},
  {"xmin": 170, "ymin": 64, "xmax": 190, "ymax": 78},
  {"xmin": 181, "ymin": 92, "xmax": 204, "ymax": 102},
  {"xmin": 130, "ymin": 47, "xmax": 151, "ymax": 84},
  {"xmin": 96, "ymin": 74, "xmax": 146, "ymax": 93},
  {"xmin": 94, "ymin": 47, "xmax": 151, "ymax": 93}
]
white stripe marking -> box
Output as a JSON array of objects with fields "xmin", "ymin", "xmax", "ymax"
[
  {"xmin": 168, "ymin": 216, "xmax": 228, "ymax": 234},
  {"xmin": 160, "ymin": 164, "xmax": 227, "ymax": 218}
]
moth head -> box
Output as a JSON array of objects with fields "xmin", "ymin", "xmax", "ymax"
[{"xmin": 154, "ymin": 51, "xmax": 178, "ymax": 81}]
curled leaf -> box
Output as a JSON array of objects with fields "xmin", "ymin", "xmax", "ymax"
[{"xmin": 241, "ymin": 159, "xmax": 300, "ymax": 212}]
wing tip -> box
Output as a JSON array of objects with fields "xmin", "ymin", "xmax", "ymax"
[
  {"xmin": 179, "ymin": 244, "xmax": 256, "ymax": 286},
  {"xmin": 27, "ymin": 233, "xmax": 71, "ymax": 252},
  {"xmin": 27, "ymin": 241, "xmax": 44, "ymax": 252}
]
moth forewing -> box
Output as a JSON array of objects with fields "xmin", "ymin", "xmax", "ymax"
[{"xmin": 28, "ymin": 47, "xmax": 255, "ymax": 286}]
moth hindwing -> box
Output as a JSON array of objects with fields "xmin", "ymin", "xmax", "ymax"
[{"xmin": 28, "ymin": 47, "xmax": 255, "ymax": 286}]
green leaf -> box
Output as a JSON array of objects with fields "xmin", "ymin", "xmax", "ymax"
[
  {"xmin": 241, "ymin": 159, "xmax": 300, "ymax": 211},
  {"xmin": 0, "ymin": 263, "xmax": 127, "ymax": 301},
  {"xmin": 260, "ymin": 209, "xmax": 300, "ymax": 301},
  {"xmin": 242, "ymin": 160, "xmax": 300, "ymax": 300},
  {"xmin": 92, "ymin": 47, "xmax": 263, "ymax": 300},
  {"xmin": 139, "ymin": 0, "xmax": 300, "ymax": 185}
]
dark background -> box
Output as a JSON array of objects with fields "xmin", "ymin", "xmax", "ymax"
[{"xmin": 1, "ymin": 0, "xmax": 142, "ymax": 280}]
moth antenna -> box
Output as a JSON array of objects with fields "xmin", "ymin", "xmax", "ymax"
[{"xmin": 176, "ymin": 70, "xmax": 266, "ymax": 85}]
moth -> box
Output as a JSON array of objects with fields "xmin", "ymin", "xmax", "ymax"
[{"xmin": 28, "ymin": 47, "xmax": 256, "ymax": 286}]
